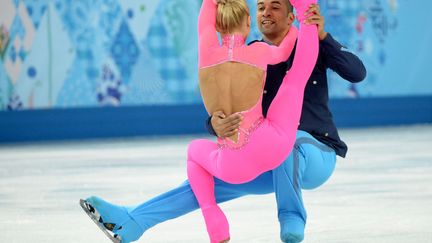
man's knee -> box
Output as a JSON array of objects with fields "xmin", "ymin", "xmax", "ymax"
[{"xmin": 302, "ymin": 153, "xmax": 336, "ymax": 189}]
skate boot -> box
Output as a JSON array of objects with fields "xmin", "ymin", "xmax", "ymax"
[
  {"xmin": 280, "ymin": 215, "xmax": 305, "ymax": 243},
  {"xmin": 80, "ymin": 196, "xmax": 143, "ymax": 243}
]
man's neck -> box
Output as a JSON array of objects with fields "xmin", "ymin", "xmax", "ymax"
[{"xmin": 263, "ymin": 27, "xmax": 291, "ymax": 46}]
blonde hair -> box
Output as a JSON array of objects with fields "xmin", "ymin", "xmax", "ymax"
[{"xmin": 216, "ymin": 0, "xmax": 250, "ymax": 34}]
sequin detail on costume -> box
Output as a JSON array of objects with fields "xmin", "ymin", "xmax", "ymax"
[{"xmin": 218, "ymin": 117, "xmax": 264, "ymax": 150}]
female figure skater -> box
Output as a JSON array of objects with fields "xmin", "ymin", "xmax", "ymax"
[
  {"xmin": 80, "ymin": 0, "xmax": 317, "ymax": 242},
  {"xmin": 187, "ymin": 0, "xmax": 318, "ymax": 242}
]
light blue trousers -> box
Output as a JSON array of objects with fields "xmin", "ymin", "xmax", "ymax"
[{"xmin": 129, "ymin": 130, "xmax": 336, "ymax": 236}]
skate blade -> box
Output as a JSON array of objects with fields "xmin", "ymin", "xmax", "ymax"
[{"xmin": 79, "ymin": 199, "xmax": 122, "ymax": 243}]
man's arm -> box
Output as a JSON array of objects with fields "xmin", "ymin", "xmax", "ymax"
[
  {"xmin": 305, "ymin": 4, "xmax": 367, "ymax": 82},
  {"xmin": 205, "ymin": 116, "xmax": 218, "ymax": 137},
  {"xmin": 205, "ymin": 111, "xmax": 242, "ymax": 138},
  {"xmin": 320, "ymin": 34, "xmax": 367, "ymax": 82}
]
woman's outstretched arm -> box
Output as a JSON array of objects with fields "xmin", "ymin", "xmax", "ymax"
[{"xmin": 198, "ymin": 0, "xmax": 220, "ymax": 67}]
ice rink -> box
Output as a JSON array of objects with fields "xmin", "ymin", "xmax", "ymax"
[{"xmin": 1, "ymin": 125, "xmax": 431, "ymax": 243}]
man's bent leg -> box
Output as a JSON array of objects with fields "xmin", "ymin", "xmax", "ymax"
[
  {"xmin": 275, "ymin": 130, "xmax": 337, "ymax": 242},
  {"xmin": 128, "ymin": 171, "xmax": 274, "ymax": 234},
  {"xmin": 298, "ymin": 131, "xmax": 336, "ymax": 190},
  {"xmin": 273, "ymin": 142, "xmax": 307, "ymax": 243}
]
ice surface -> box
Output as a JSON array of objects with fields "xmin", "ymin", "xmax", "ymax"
[{"xmin": 0, "ymin": 125, "xmax": 431, "ymax": 242}]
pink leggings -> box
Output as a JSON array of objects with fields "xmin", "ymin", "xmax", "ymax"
[{"xmin": 187, "ymin": 1, "xmax": 318, "ymax": 242}]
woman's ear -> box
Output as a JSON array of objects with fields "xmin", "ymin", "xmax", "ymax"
[{"xmin": 247, "ymin": 15, "xmax": 251, "ymax": 27}]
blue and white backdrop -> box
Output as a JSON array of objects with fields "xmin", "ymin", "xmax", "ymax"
[
  {"xmin": 0, "ymin": 0, "xmax": 431, "ymax": 142},
  {"xmin": 1, "ymin": 0, "xmax": 431, "ymax": 110}
]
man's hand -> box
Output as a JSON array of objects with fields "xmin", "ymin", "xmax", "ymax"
[
  {"xmin": 304, "ymin": 3, "xmax": 328, "ymax": 41},
  {"xmin": 210, "ymin": 111, "xmax": 242, "ymax": 138}
]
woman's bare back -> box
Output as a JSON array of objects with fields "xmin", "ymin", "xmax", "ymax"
[
  {"xmin": 199, "ymin": 62, "xmax": 265, "ymax": 143},
  {"xmin": 199, "ymin": 61, "xmax": 265, "ymax": 116}
]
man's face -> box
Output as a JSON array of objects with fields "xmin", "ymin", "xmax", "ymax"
[{"xmin": 256, "ymin": 0, "xmax": 293, "ymax": 38}]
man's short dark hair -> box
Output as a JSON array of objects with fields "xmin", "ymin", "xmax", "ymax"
[{"xmin": 284, "ymin": 0, "xmax": 293, "ymax": 13}]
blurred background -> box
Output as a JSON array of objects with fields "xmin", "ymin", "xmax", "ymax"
[{"xmin": 0, "ymin": 0, "xmax": 431, "ymax": 142}]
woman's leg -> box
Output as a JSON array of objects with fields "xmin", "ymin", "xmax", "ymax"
[
  {"xmin": 265, "ymin": 0, "xmax": 319, "ymax": 151},
  {"xmin": 187, "ymin": 139, "xmax": 230, "ymax": 242}
]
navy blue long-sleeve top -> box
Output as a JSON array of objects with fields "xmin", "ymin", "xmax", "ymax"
[{"xmin": 206, "ymin": 33, "xmax": 366, "ymax": 158}]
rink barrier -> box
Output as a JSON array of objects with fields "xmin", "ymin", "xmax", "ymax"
[{"xmin": 0, "ymin": 95, "xmax": 431, "ymax": 143}]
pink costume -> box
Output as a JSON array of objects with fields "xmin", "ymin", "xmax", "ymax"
[{"xmin": 187, "ymin": 0, "xmax": 318, "ymax": 242}]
